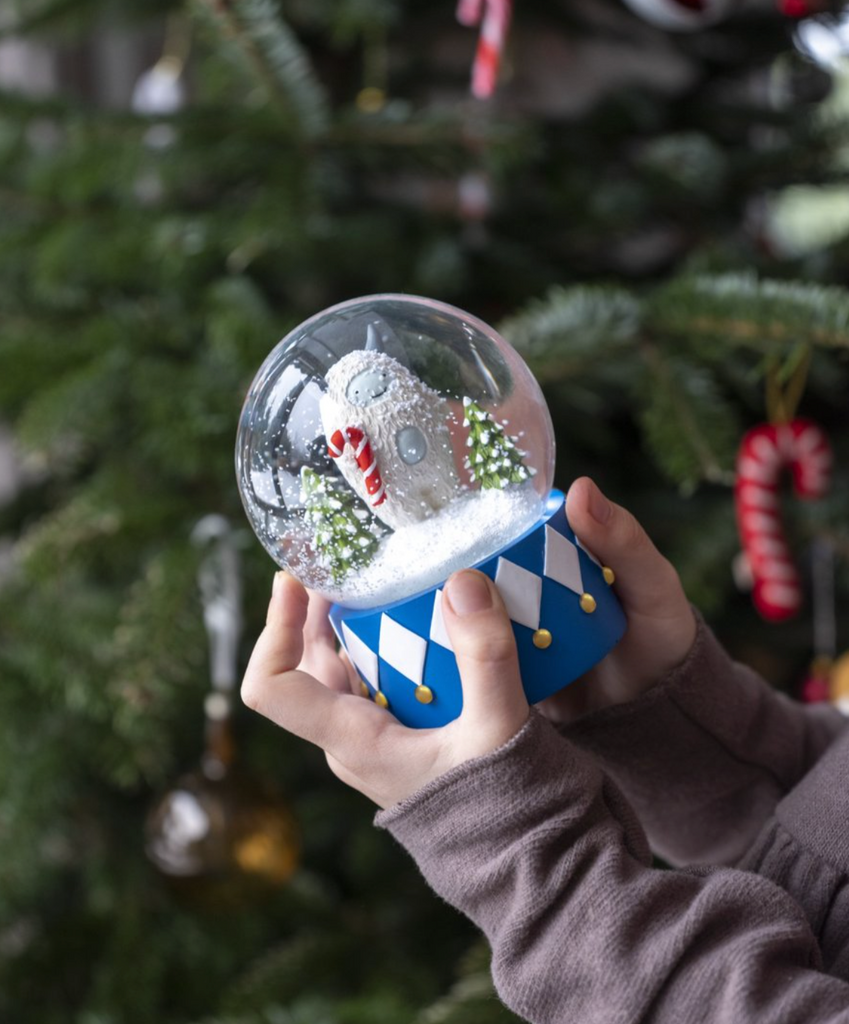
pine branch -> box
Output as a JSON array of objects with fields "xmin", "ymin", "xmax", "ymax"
[
  {"xmin": 498, "ymin": 285, "xmax": 641, "ymax": 383},
  {"xmin": 104, "ymin": 542, "xmax": 206, "ymax": 788},
  {"xmin": 415, "ymin": 941, "xmax": 520, "ymax": 1024},
  {"xmin": 15, "ymin": 476, "xmax": 123, "ymax": 577},
  {"xmin": 0, "ymin": 0, "xmax": 101, "ymax": 38},
  {"xmin": 638, "ymin": 344, "xmax": 739, "ymax": 491},
  {"xmin": 327, "ymin": 111, "xmax": 531, "ymax": 153},
  {"xmin": 221, "ymin": 932, "xmax": 357, "ymax": 1013},
  {"xmin": 193, "ymin": 0, "xmax": 330, "ymax": 138},
  {"xmin": 666, "ymin": 493, "xmax": 741, "ymax": 614},
  {"xmin": 13, "ymin": 352, "xmax": 122, "ymax": 468},
  {"xmin": 648, "ymin": 273, "xmax": 849, "ymax": 353}
]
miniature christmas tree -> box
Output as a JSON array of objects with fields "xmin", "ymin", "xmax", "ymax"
[
  {"xmin": 462, "ymin": 397, "xmax": 535, "ymax": 490},
  {"xmin": 300, "ymin": 467, "xmax": 384, "ymax": 582}
]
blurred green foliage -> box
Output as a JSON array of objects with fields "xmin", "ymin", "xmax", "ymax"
[{"xmin": 2, "ymin": 1, "xmax": 849, "ymax": 1021}]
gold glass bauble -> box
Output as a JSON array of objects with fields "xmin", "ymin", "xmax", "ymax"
[{"xmin": 145, "ymin": 719, "xmax": 299, "ymax": 906}]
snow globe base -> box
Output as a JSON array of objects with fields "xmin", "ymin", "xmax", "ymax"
[{"xmin": 329, "ymin": 490, "xmax": 627, "ymax": 728}]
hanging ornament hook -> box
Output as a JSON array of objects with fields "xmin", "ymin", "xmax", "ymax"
[
  {"xmin": 192, "ymin": 515, "xmax": 243, "ymax": 692},
  {"xmin": 765, "ymin": 344, "xmax": 812, "ymax": 425}
]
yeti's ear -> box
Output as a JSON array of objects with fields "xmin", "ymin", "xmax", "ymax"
[{"xmin": 365, "ymin": 324, "xmax": 381, "ymax": 353}]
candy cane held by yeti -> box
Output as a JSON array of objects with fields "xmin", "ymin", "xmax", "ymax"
[
  {"xmin": 327, "ymin": 426, "xmax": 387, "ymax": 507},
  {"xmin": 734, "ymin": 419, "xmax": 832, "ymax": 622},
  {"xmin": 456, "ymin": 0, "xmax": 513, "ymax": 99}
]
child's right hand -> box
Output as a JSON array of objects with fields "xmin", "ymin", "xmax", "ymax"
[{"xmin": 536, "ymin": 477, "xmax": 697, "ymax": 725}]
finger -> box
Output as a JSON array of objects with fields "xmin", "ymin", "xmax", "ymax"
[
  {"xmin": 565, "ymin": 477, "xmax": 688, "ymax": 619},
  {"xmin": 250, "ymin": 572, "xmax": 308, "ymax": 679},
  {"xmin": 241, "ymin": 572, "xmax": 375, "ymax": 750},
  {"xmin": 302, "ymin": 588, "xmax": 336, "ymax": 649},
  {"xmin": 298, "ymin": 586, "xmax": 351, "ymax": 694},
  {"xmin": 442, "ymin": 570, "xmax": 528, "ymax": 736},
  {"xmin": 339, "ymin": 648, "xmax": 367, "ymax": 696}
]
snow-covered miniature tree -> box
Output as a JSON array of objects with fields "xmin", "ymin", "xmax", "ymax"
[
  {"xmin": 300, "ymin": 467, "xmax": 384, "ymax": 582},
  {"xmin": 462, "ymin": 397, "xmax": 535, "ymax": 489}
]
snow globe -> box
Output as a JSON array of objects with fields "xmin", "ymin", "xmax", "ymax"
[{"xmin": 237, "ymin": 294, "xmax": 626, "ymax": 727}]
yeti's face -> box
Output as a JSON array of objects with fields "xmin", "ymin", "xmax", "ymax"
[{"xmin": 345, "ymin": 367, "xmax": 392, "ymax": 407}]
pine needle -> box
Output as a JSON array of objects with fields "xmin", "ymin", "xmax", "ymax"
[
  {"xmin": 649, "ymin": 272, "xmax": 849, "ymax": 353},
  {"xmin": 638, "ymin": 345, "xmax": 739, "ymax": 492},
  {"xmin": 498, "ymin": 285, "xmax": 641, "ymax": 382},
  {"xmin": 193, "ymin": 0, "xmax": 330, "ymax": 138}
]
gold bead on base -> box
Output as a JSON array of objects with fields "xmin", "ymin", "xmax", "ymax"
[{"xmin": 532, "ymin": 629, "xmax": 553, "ymax": 649}]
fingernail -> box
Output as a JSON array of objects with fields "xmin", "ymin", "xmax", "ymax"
[
  {"xmin": 587, "ymin": 482, "xmax": 612, "ymax": 525},
  {"xmin": 267, "ymin": 572, "xmax": 284, "ymax": 624},
  {"xmin": 444, "ymin": 571, "xmax": 493, "ymax": 616}
]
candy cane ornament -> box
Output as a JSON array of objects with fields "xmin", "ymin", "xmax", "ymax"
[
  {"xmin": 734, "ymin": 419, "xmax": 832, "ymax": 622},
  {"xmin": 456, "ymin": 0, "xmax": 513, "ymax": 99},
  {"xmin": 327, "ymin": 426, "xmax": 386, "ymax": 508}
]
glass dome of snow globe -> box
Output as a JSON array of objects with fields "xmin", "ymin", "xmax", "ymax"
[{"xmin": 236, "ymin": 294, "xmax": 555, "ymax": 610}]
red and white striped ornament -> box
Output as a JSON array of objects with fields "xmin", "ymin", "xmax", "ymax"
[
  {"xmin": 456, "ymin": 0, "xmax": 513, "ymax": 99},
  {"xmin": 734, "ymin": 418, "xmax": 832, "ymax": 621},
  {"xmin": 327, "ymin": 426, "xmax": 386, "ymax": 508}
]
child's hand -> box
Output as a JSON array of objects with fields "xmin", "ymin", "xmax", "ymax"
[
  {"xmin": 241, "ymin": 477, "xmax": 695, "ymax": 806},
  {"xmin": 536, "ymin": 476, "xmax": 697, "ymax": 725},
  {"xmin": 241, "ymin": 569, "xmax": 529, "ymax": 810}
]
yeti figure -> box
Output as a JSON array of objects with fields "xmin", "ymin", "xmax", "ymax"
[{"xmin": 320, "ymin": 349, "xmax": 461, "ymax": 531}]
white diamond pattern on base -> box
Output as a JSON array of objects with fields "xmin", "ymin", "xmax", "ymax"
[
  {"xmin": 429, "ymin": 589, "xmax": 454, "ymax": 651},
  {"xmin": 575, "ymin": 534, "xmax": 601, "ymax": 568},
  {"xmin": 336, "ymin": 516, "xmax": 602, "ymax": 707},
  {"xmin": 379, "ymin": 613, "xmax": 427, "ymax": 685},
  {"xmin": 494, "ymin": 558, "xmax": 542, "ymax": 631},
  {"xmin": 544, "ymin": 526, "xmax": 584, "ymax": 595},
  {"xmin": 341, "ymin": 622, "xmax": 379, "ymax": 689}
]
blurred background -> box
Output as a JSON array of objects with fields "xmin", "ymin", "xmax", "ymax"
[{"xmin": 2, "ymin": 0, "xmax": 849, "ymax": 1021}]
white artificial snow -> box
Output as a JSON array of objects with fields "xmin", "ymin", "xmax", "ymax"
[{"xmin": 317, "ymin": 483, "xmax": 546, "ymax": 609}]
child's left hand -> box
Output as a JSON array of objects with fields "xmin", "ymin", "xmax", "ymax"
[{"xmin": 241, "ymin": 569, "xmax": 530, "ymax": 810}]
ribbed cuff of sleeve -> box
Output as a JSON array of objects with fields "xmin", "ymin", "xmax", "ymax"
[
  {"xmin": 561, "ymin": 609, "xmax": 713, "ymax": 738},
  {"xmin": 374, "ymin": 710, "xmax": 542, "ymax": 833},
  {"xmin": 561, "ymin": 613, "xmax": 846, "ymax": 866},
  {"xmin": 374, "ymin": 711, "xmax": 649, "ymax": 927},
  {"xmin": 777, "ymin": 728, "xmax": 849, "ymax": 871}
]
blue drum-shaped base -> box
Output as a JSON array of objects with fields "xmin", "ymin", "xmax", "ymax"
[{"xmin": 329, "ymin": 489, "xmax": 627, "ymax": 728}]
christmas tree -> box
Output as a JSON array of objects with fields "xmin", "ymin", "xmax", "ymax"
[
  {"xmin": 300, "ymin": 466, "xmax": 383, "ymax": 582},
  {"xmin": 1, "ymin": 1, "xmax": 849, "ymax": 1021},
  {"xmin": 462, "ymin": 396, "xmax": 534, "ymax": 489}
]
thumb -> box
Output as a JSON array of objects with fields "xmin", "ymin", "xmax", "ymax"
[
  {"xmin": 442, "ymin": 570, "xmax": 528, "ymax": 734},
  {"xmin": 565, "ymin": 477, "xmax": 687, "ymax": 618}
]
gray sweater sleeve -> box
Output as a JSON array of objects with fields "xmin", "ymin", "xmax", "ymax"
[
  {"xmin": 562, "ymin": 614, "xmax": 846, "ymax": 866},
  {"xmin": 375, "ymin": 713, "xmax": 849, "ymax": 1024}
]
